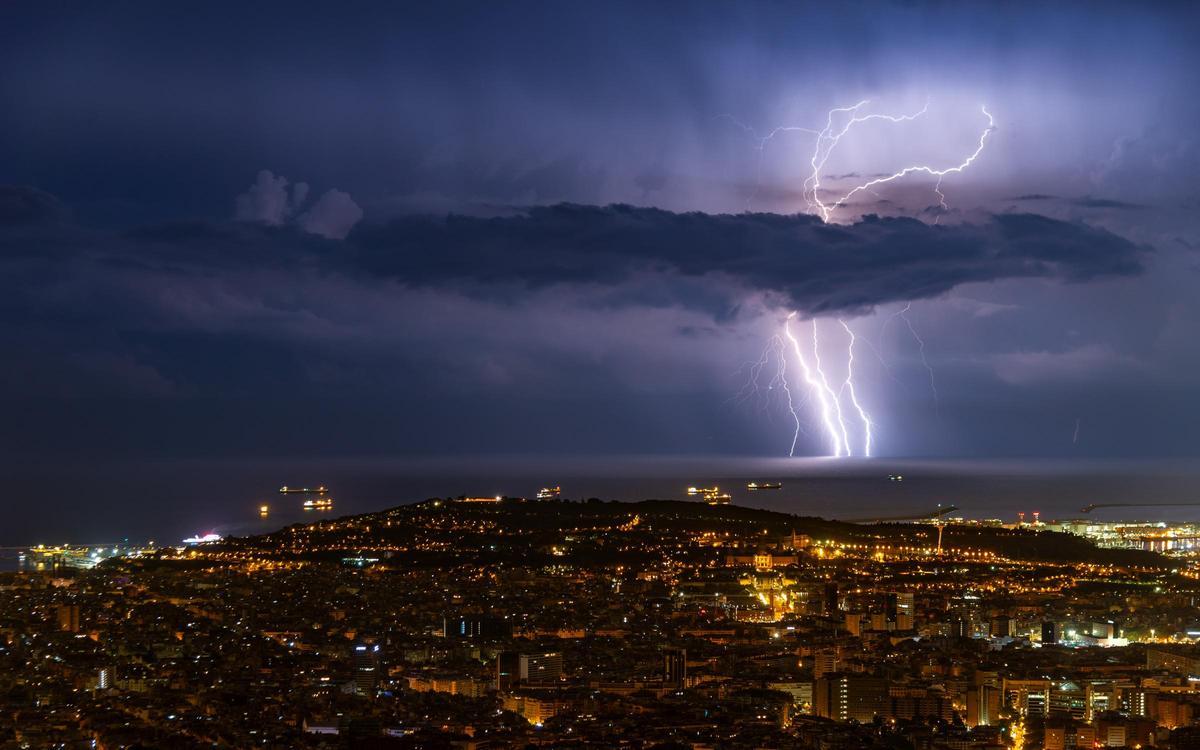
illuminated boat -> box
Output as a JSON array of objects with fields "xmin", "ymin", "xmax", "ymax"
[{"xmin": 746, "ymin": 482, "xmax": 782, "ymax": 490}]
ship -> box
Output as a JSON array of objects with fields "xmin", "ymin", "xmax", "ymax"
[
  {"xmin": 888, "ymin": 474, "xmax": 904, "ymax": 482},
  {"xmin": 688, "ymin": 486, "xmax": 732, "ymax": 505},
  {"xmin": 537, "ymin": 486, "xmax": 561, "ymax": 500},
  {"xmin": 280, "ymin": 485, "xmax": 328, "ymax": 494},
  {"xmin": 182, "ymin": 532, "xmax": 222, "ymax": 545},
  {"xmin": 746, "ymin": 482, "xmax": 782, "ymax": 491},
  {"xmin": 303, "ymin": 497, "xmax": 334, "ymax": 509}
]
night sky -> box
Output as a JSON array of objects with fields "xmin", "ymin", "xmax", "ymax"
[{"xmin": 3, "ymin": 1, "xmax": 1200, "ymax": 491}]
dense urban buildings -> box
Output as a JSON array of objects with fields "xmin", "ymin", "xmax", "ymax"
[{"xmin": 6, "ymin": 496, "xmax": 1200, "ymax": 748}]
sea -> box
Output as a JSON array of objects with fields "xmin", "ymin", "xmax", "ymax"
[{"xmin": 4, "ymin": 456, "xmax": 1200, "ymax": 551}]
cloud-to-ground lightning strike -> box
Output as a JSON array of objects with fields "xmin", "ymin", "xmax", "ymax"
[
  {"xmin": 783, "ymin": 314, "xmax": 847, "ymax": 457},
  {"xmin": 894, "ymin": 303, "xmax": 939, "ymax": 414},
  {"xmin": 810, "ymin": 319, "xmax": 853, "ymax": 455},
  {"xmin": 839, "ymin": 320, "xmax": 874, "ymax": 457},
  {"xmin": 732, "ymin": 100, "xmax": 993, "ymax": 456}
]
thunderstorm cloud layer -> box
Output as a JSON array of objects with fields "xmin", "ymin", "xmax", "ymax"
[
  {"xmin": 3, "ymin": 0, "xmax": 1200, "ymax": 478},
  {"xmin": 350, "ymin": 205, "xmax": 1145, "ymax": 315}
]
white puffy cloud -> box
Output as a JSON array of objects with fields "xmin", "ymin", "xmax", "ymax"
[
  {"xmin": 299, "ymin": 189, "xmax": 364, "ymax": 240},
  {"xmin": 235, "ymin": 170, "xmax": 360, "ymax": 238}
]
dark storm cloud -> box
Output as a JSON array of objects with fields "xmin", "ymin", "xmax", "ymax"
[
  {"xmin": 1007, "ymin": 194, "xmax": 1146, "ymax": 211},
  {"xmin": 0, "ymin": 190, "xmax": 1146, "ymax": 329},
  {"xmin": 0, "ymin": 187, "xmax": 1146, "ymax": 410},
  {"xmin": 1071, "ymin": 197, "xmax": 1146, "ymax": 211},
  {"xmin": 348, "ymin": 204, "xmax": 1146, "ymax": 314}
]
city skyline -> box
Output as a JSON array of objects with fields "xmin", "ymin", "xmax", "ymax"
[{"xmin": 7, "ymin": 6, "xmax": 1200, "ymax": 747}]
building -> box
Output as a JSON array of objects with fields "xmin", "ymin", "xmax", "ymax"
[
  {"xmin": 56, "ymin": 604, "xmax": 80, "ymax": 633},
  {"xmin": 353, "ymin": 644, "xmax": 379, "ymax": 696},
  {"xmin": 1041, "ymin": 621, "xmax": 1059, "ymax": 645},
  {"xmin": 814, "ymin": 674, "xmax": 886, "ymax": 723},
  {"xmin": 496, "ymin": 651, "xmax": 520, "ymax": 692},
  {"xmin": 1148, "ymin": 647, "xmax": 1200, "ymax": 675},
  {"xmin": 519, "ymin": 652, "xmax": 563, "ymax": 684},
  {"xmin": 824, "ymin": 582, "xmax": 840, "ymax": 616},
  {"xmin": 662, "ymin": 648, "xmax": 686, "ymax": 689},
  {"xmin": 443, "ymin": 615, "xmax": 511, "ymax": 640},
  {"xmin": 813, "ymin": 650, "xmax": 839, "ymax": 680},
  {"xmin": 967, "ymin": 684, "xmax": 1002, "ymax": 726},
  {"xmin": 990, "ymin": 615, "xmax": 1012, "ymax": 638},
  {"xmin": 1004, "ymin": 678, "xmax": 1051, "ymax": 717}
]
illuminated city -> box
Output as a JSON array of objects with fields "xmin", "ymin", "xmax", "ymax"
[{"xmin": 3, "ymin": 2, "xmax": 1200, "ymax": 749}]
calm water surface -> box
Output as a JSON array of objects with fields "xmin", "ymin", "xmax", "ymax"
[{"xmin": 4, "ymin": 456, "xmax": 1200, "ymax": 547}]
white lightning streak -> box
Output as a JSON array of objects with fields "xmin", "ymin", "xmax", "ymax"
[
  {"xmin": 823, "ymin": 105, "xmax": 995, "ymax": 221},
  {"xmin": 776, "ymin": 337, "xmax": 803, "ymax": 457},
  {"xmin": 809, "ymin": 318, "xmax": 852, "ymax": 456},
  {"xmin": 894, "ymin": 303, "xmax": 939, "ymax": 414},
  {"xmin": 839, "ymin": 320, "xmax": 874, "ymax": 457},
  {"xmin": 725, "ymin": 100, "xmax": 992, "ymax": 456},
  {"xmin": 805, "ymin": 100, "xmax": 930, "ymax": 221},
  {"xmin": 783, "ymin": 314, "xmax": 846, "ymax": 457}
]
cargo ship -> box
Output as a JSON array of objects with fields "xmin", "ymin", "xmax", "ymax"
[
  {"xmin": 302, "ymin": 497, "xmax": 334, "ymax": 509},
  {"xmin": 746, "ymin": 482, "xmax": 782, "ymax": 491},
  {"xmin": 687, "ymin": 486, "xmax": 732, "ymax": 505}
]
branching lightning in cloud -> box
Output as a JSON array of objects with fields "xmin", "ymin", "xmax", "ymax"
[{"xmin": 816, "ymin": 104, "xmax": 996, "ymax": 223}]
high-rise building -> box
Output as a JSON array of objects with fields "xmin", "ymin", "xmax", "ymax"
[
  {"xmin": 496, "ymin": 651, "xmax": 520, "ymax": 692},
  {"xmin": 824, "ymin": 582, "xmax": 840, "ymax": 616},
  {"xmin": 353, "ymin": 644, "xmax": 379, "ymax": 696},
  {"xmin": 518, "ymin": 652, "xmax": 563, "ymax": 684},
  {"xmin": 813, "ymin": 650, "xmax": 839, "ymax": 680},
  {"xmin": 56, "ymin": 604, "xmax": 80, "ymax": 633},
  {"xmin": 1042, "ymin": 621, "xmax": 1059, "ymax": 645},
  {"xmin": 814, "ymin": 674, "xmax": 886, "ymax": 723},
  {"xmin": 884, "ymin": 592, "xmax": 914, "ymax": 619},
  {"xmin": 443, "ymin": 615, "xmax": 511, "ymax": 640},
  {"xmin": 967, "ymin": 684, "xmax": 1001, "ymax": 726},
  {"xmin": 662, "ymin": 648, "xmax": 686, "ymax": 689},
  {"xmin": 96, "ymin": 668, "xmax": 110, "ymax": 691},
  {"xmin": 990, "ymin": 615, "xmax": 1012, "ymax": 638},
  {"xmin": 1170, "ymin": 726, "xmax": 1200, "ymax": 750}
]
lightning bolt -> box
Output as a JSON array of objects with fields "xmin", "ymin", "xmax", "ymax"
[
  {"xmin": 783, "ymin": 313, "xmax": 847, "ymax": 457},
  {"xmin": 723, "ymin": 100, "xmax": 994, "ymax": 456},
  {"xmin": 839, "ymin": 320, "xmax": 874, "ymax": 457},
  {"xmin": 894, "ymin": 303, "xmax": 939, "ymax": 414},
  {"xmin": 724, "ymin": 98, "xmax": 995, "ymax": 222},
  {"xmin": 776, "ymin": 336, "xmax": 803, "ymax": 457},
  {"xmin": 818, "ymin": 103, "xmax": 995, "ymax": 222},
  {"xmin": 809, "ymin": 319, "xmax": 853, "ymax": 456},
  {"xmin": 804, "ymin": 100, "xmax": 930, "ymax": 221}
]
